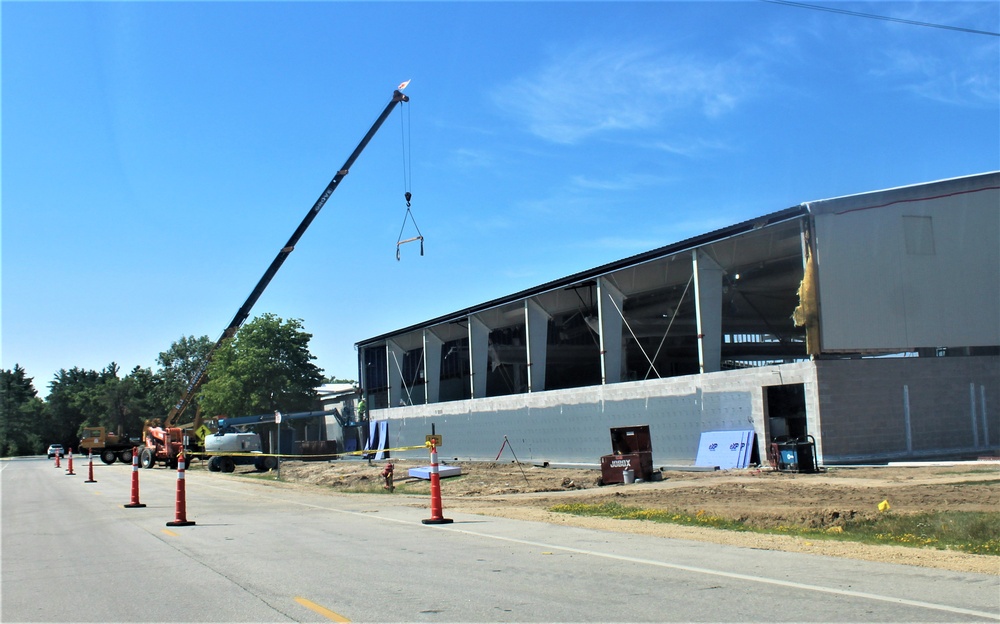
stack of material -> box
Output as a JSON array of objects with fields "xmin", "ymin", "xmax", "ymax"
[{"xmin": 695, "ymin": 430, "xmax": 756, "ymax": 469}]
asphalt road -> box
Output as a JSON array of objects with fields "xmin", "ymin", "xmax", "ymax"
[{"xmin": 3, "ymin": 456, "xmax": 998, "ymax": 623}]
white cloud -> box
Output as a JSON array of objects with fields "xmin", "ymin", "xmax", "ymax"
[
  {"xmin": 569, "ymin": 172, "xmax": 673, "ymax": 192},
  {"xmin": 492, "ymin": 44, "xmax": 761, "ymax": 144},
  {"xmin": 645, "ymin": 137, "xmax": 734, "ymax": 158},
  {"xmin": 449, "ymin": 147, "xmax": 495, "ymax": 169},
  {"xmin": 873, "ymin": 42, "xmax": 999, "ymax": 107}
]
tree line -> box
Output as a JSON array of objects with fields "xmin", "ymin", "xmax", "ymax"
[{"xmin": 0, "ymin": 314, "xmax": 334, "ymax": 457}]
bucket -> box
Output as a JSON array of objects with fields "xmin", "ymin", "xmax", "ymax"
[{"xmin": 622, "ymin": 469, "xmax": 635, "ymax": 484}]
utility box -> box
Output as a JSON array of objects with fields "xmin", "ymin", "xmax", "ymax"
[{"xmin": 601, "ymin": 425, "xmax": 654, "ymax": 484}]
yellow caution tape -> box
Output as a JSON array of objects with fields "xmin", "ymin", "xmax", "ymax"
[{"xmin": 198, "ymin": 444, "xmax": 430, "ymax": 459}]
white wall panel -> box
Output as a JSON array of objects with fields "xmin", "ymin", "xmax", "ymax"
[{"xmin": 811, "ymin": 173, "xmax": 999, "ymax": 351}]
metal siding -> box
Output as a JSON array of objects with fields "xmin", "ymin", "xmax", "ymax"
[
  {"xmin": 814, "ymin": 174, "xmax": 999, "ymax": 351},
  {"xmin": 814, "ymin": 209, "xmax": 909, "ymax": 348}
]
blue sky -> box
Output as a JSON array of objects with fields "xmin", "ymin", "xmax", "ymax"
[{"xmin": 3, "ymin": 1, "xmax": 998, "ymax": 392}]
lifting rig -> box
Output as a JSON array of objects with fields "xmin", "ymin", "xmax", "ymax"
[{"xmin": 140, "ymin": 86, "xmax": 410, "ymax": 468}]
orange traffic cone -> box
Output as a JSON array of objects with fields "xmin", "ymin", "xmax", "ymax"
[
  {"xmin": 422, "ymin": 442, "xmax": 452, "ymax": 525},
  {"xmin": 84, "ymin": 451, "xmax": 97, "ymax": 483},
  {"xmin": 166, "ymin": 453, "xmax": 195, "ymax": 527},
  {"xmin": 124, "ymin": 447, "xmax": 145, "ymax": 508},
  {"xmin": 65, "ymin": 449, "xmax": 75, "ymax": 476},
  {"xmin": 54, "ymin": 450, "xmax": 61, "ymax": 469}
]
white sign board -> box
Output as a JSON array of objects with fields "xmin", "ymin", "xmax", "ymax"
[{"xmin": 695, "ymin": 430, "xmax": 755, "ymax": 469}]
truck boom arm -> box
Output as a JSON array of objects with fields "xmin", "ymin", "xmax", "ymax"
[{"xmin": 166, "ymin": 87, "xmax": 410, "ymax": 428}]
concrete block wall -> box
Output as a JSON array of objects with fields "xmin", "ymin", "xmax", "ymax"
[
  {"xmin": 815, "ymin": 356, "xmax": 999, "ymax": 463},
  {"xmin": 369, "ymin": 362, "xmax": 818, "ymax": 467}
]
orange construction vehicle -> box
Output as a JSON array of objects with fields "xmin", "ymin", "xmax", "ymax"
[{"xmin": 138, "ymin": 422, "xmax": 188, "ymax": 469}]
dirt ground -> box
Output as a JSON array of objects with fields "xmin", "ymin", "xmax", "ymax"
[{"xmin": 235, "ymin": 458, "xmax": 1000, "ymax": 576}]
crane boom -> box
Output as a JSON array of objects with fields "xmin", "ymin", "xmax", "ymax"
[{"xmin": 165, "ymin": 87, "xmax": 410, "ymax": 428}]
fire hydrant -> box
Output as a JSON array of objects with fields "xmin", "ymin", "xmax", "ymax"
[{"xmin": 381, "ymin": 462, "xmax": 395, "ymax": 492}]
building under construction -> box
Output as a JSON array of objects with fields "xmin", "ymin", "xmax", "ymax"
[{"xmin": 356, "ymin": 171, "xmax": 999, "ymax": 467}]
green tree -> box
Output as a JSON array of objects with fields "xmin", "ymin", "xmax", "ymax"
[
  {"xmin": 42, "ymin": 363, "xmax": 158, "ymax": 441},
  {"xmin": 121, "ymin": 366, "xmax": 164, "ymax": 428},
  {"xmin": 45, "ymin": 366, "xmax": 110, "ymax": 451},
  {"xmin": 154, "ymin": 335, "xmax": 214, "ymax": 415},
  {"xmin": 0, "ymin": 365, "xmax": 45, "ymax": 456},
  {"xmin": 94, "ymin": 363, "xmax": 126, "ymax": 432},
  {"xmin": 199, "ymin": 314, "xmax": 324, "ymax": 418},
  {"xmin": 90, "ymin": 364, "xmax": 158, "ymax": 438}
]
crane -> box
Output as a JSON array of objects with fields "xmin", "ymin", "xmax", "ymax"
[{"xmin": 162, "ymin": 85, "xmax": 410, "ymax": 435}]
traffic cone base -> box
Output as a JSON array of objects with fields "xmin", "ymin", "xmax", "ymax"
[{"xmin": 123, "ymin": 502, "xmax": 146, "ymax": 508}]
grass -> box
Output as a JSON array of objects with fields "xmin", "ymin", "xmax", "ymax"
[{"xmin": 549, "ymin": 502, "xmax": 1000, "ymax": 556}]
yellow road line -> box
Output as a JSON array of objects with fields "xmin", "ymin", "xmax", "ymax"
[
  {"xmin": 294, "ymin": 596, "xmax": 350, "ymax": 622},
  {"xmin": 161, "ymin": 529, "xmax": 179, "ymax": 537}
]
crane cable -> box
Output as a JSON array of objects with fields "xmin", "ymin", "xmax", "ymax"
[{"xmin": 396, "ymin": 100, "xmax": 424, "ymax": 260}]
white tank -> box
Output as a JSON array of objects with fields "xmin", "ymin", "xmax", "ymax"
[{"xmin": 204, "ymin": 432, "xmax": 262, "ymax": 453}]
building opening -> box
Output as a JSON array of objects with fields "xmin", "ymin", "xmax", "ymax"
[{"xmin": 765, "ymin": 383, "xmax": 807, "ymax": 442}]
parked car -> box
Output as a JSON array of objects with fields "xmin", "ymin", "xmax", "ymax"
[{"xmin": 46, "ymin": 444, "xmax": 64, "ymax": 459}]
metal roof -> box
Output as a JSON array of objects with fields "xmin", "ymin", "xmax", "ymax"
[{"xmin": 356, "ymin": 204, "xmax": 809, "ymax": 347}]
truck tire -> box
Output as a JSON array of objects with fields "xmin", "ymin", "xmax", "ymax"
[
  {"xmin": 220, "ymin": 457, "xmax": 236, "ymax": 473},
  {"xmin": 100, "ymin": 450, "xmax": 118, "ymax": 465},
  {"xmin": 139, "ymin": 448, "xmax": 155, "ymax": 469},
  {"xmin": 208, "ymin": 456, "xmax": 222, "ymax": 472},
  {"xmin": 263, "ymin": 456, "xmax": 278, "ymax": 471},
  {"xmin": 118, "ymin": 449, "xmax": 133, "ymax": 464}
]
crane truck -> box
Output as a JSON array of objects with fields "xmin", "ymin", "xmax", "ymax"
[{"xmin": 139, "ymin": 85, "xmax": 411, "ymax": 468}]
